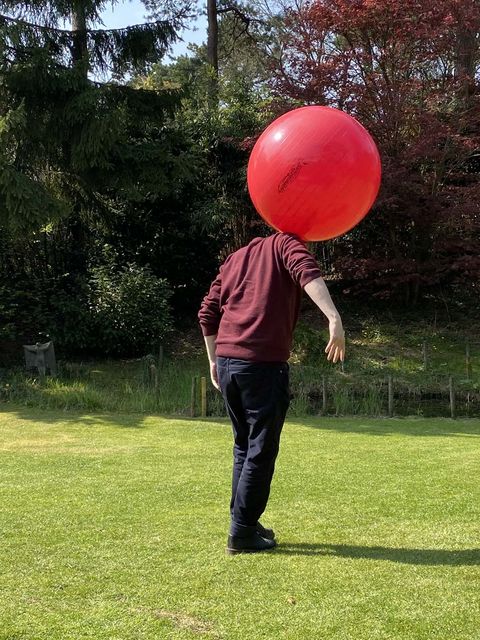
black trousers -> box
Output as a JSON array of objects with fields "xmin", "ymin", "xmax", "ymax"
[{"xmin": 216, "ymin": 357, "xmax": 290, "ymax": 537}]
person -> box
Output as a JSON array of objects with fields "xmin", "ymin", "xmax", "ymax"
[{"xmin": 198, "ymin": 232, "xmax": 345, "ymax": 554}]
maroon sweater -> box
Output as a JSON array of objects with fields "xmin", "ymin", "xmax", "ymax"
[{"xmin": 198, "ymin": 233, "xmax": 322, "ymax": 362}]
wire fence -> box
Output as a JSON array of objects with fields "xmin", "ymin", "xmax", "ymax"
[
  {"xmin": 193, "ymin": 371, "xmax": 480, "ymax": 419},
  {"xmin": 2, "ymin": 337, "xmax": 479, "ymax": 419},
  {"xmin": 197, "ymin": 337, "xmax": 480, "ymax": 418},
  {"xmin": 285, "ymin": 372, "xmax": 480, "ymax": 419}
]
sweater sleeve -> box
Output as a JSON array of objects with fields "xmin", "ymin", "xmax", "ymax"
[
  {"xmin": 279, "ymin": 234, "xmax": 322, "ymax": 287},
  {"xmin": 198, "ymin": 270, "xmax": 222, "ymax": 336}
]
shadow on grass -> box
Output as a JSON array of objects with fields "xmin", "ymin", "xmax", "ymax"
[
  {"xmin": 0, "ymin": 404, "xmax": 227, "ymax": 429},
  {"xmin": 2, "ymin": 405, "xmax": 480, "ymax": 436},
  {"xmin": 0, "ymin": 405, "xmax": 150, "ymax": 428},
  {"xmin": 276, "ymin": 543, "xmax": 480, "ymax": 565}
]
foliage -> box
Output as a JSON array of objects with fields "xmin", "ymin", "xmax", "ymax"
[
  {"xmin": 0, "ymin": 13, "xmax": 176, "ymax": 75},
  {"xmin": 142, "ymin": 0, "xmax": 199, "ymax": 31},
  {"xmin": 0, "ymin": 0, "xmax": 208, "ymax": 357},
  {"xmin": 46, "ymin": 277, "xmax": 96, "ymax": 353},
  {"xmin": 88, "ymin": 262, "xmax": 173, "ymax": 356},
  {"xmin": 0, "ymin": 52, "xmax": 187, "ymax": 231},
  {"xmin": 0, "ymin": 283, "xmax": 25, "ymax": 341},
  {"xmin": 136, "ymin": 51, "xmax": 276, "ymax": 254},
  {"xmin": 0, "ymin": 0, "xmax": 187, "ymax": 234},
  {"xmin": 2, "ymin": 0, "xmax": 480, "ymax": 364},
  {"xmin": 269, "ymin": 0, "xmax": 480, "ymax": 303},
  {"xmin": 0, "ymin": 258, "xmax": 174, "ymax": 359},
  {"xmin": 0, "ymin": 101, "xmax": 71, "ymax": 230}
]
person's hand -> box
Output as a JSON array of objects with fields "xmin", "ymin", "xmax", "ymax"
[
  {"xmin": 210, "ymin": 361, "xmax": 221, "ymax": 391},
  {"xmin": 325, "ymin": 320, "xmax": 345, "ymax": 363}
]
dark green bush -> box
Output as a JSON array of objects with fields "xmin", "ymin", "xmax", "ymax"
[
  {"xmin": 48, "ymin": 281, "xmax": 94, "ymax": 354},
  {"xmin": 89, "ymin": 263, "xmax": 173, "ymax": 356}
]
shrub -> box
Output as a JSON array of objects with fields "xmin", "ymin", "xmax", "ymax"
[{"xmin": 89, "ymin": 263, "xmax": 173, "ymax": 356}]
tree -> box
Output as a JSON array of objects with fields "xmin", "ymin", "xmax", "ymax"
[
  {"xmin": 203, "ymin": 0, "xmax": 276, "ymax": 102},
  {"xmin": 137, "ymin": 51, "xmax": 273, "ymax": 256},
  {"xmin": 0, "ymin": 1, "xmax": 181, "ymax": 230},
  {"xmin": 137, "ymin": 0, "xmax": 287, "ymax": 256},
  {"xmin": 0, "ymin": 1, "xmax": 203, "ymax": 353},
  {"xmin": 269, "ymin": 0, "xmax": 480, "ymax": 304},
  {"xmin": 207, "ymin": 0, "xmax": 219, "ymax": 76}
]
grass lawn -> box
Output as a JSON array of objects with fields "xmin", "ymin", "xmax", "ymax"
[{"xmin": 1, "ymin": 408, "xmax": 479, "ymax": 639}]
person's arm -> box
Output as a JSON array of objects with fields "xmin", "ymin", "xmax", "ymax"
[
  {"xmin": 304, "ymin": 277, "xmax": 345, "ymax": 363},
  {"xmin": 279, "ymin": 235, "xmax": 345, "ymax": 363},
  {"xmin": 203, "ymin": 334, "xmax": 220, "ymax": 390},
  {"xmin": 198, "ymin": 270, "xmax": 223, "ymax": 390}
]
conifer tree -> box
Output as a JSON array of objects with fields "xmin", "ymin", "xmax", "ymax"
[{"xmin": 0, "ymin": 1, "xmax": 184, "ymax": 230}]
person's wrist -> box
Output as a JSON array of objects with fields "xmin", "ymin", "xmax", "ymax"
[{"xmin": 329, "ymin": 314, "xmax": 343, "ymax": 328}]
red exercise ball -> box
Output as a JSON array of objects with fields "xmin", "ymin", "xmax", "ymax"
[{"xmin": 247, "ymin": 106, "xmax": 381, "ymax": 241}]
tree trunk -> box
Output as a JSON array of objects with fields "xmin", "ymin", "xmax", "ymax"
[
  {"xmin": 68, "ymin": 1, "xmax": 89, "ymax": 273},
  {"xmin": 206, "ymin": 0, "xmax": 219, "ymax": 103},
  {"xmin": 71, "ymin": 0, "xmax": 89, "ymax": 76},
  {"xmin": 454, "ymin": 2, "xmax": 479, "ymax": 103}
]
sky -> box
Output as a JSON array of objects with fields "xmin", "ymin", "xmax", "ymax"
[{"xmin": 96, "ymin": 0, "xmax": 208, "ymax": 60}]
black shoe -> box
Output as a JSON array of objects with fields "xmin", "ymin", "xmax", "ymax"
[
  {"xmin": 256, "ymin": 522, "xmax": 275, "ymax": 540},
  {"xmin": 226, "ymin": 532, "xmax": 277, "ymax": 555}
]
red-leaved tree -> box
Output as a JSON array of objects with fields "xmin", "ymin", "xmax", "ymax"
[{"xmin": 271, "ymin": 0, "xmax": 480, "ymax": 305}]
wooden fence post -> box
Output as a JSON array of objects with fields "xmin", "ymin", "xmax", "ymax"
[
  {"xmin": 149, "ymin": 363, "xmax": 158, "ymax": 393},
  {"xmin": 200, "ymin": 376, "xmax": 207, "ymax": 417},
  {"xmin": 190, "ymin": 376, "xmax": 197, "ymax": 417},
  {"xmin": 388, "ymin": 375, "xmax": 393, "ymax": 418},
  {"xmin": 449, "ymin": 376, "xmax": 456, "ymax": 419}
]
